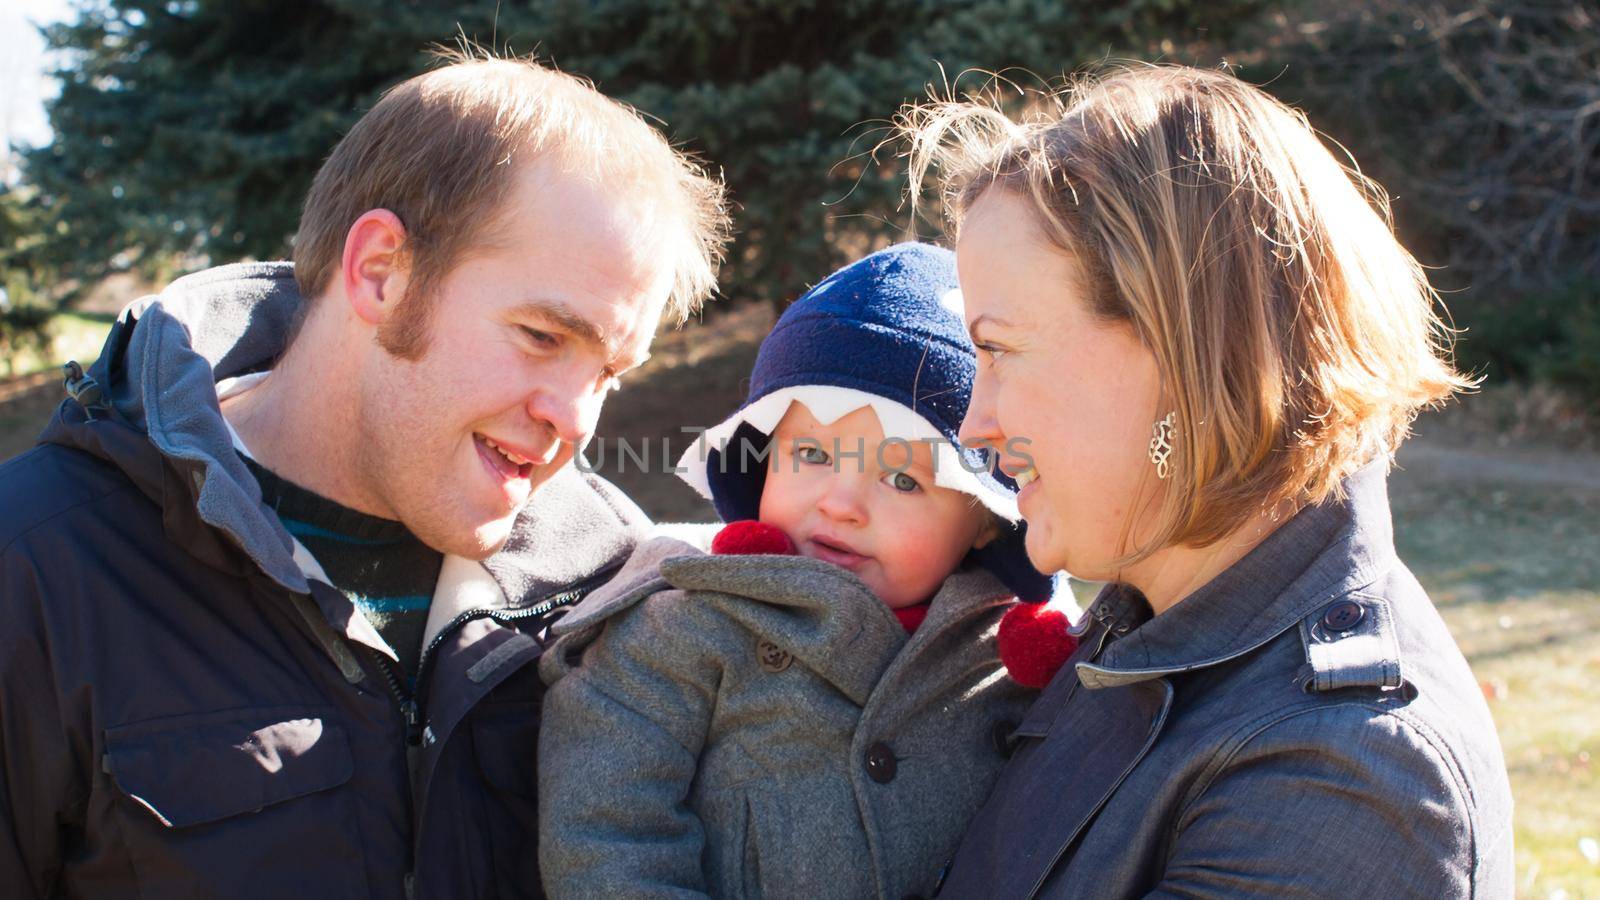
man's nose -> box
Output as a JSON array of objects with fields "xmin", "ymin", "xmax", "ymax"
[{"xmin": 526, "ymin": 375, "xmax": 606, "ymax": 448}]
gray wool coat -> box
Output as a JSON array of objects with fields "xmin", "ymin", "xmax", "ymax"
[{"xmin": 537, "ymin": 537, "xmax": 1035, "ymax": 899}]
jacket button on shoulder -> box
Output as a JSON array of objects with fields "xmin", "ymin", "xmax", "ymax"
[
  {"xmin": 865, "ymin": 742, "xmax": 897, "ymax": 783},
  {"xmin": 1321, "ymin": 599, "xmax": 1366, "ymax": 632}
]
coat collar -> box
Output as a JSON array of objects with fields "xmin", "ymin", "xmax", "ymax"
[
  {"xmin": 940, "ymin": 463, "xmax": 1399, "ymax": 899},
  {"xmin": 554, "ymin": 536, "xmax": 1013, "ymax": 706},
  {"xmin": 1077, "ymin": 460, "xmax": 1399, "ymax": 689}
]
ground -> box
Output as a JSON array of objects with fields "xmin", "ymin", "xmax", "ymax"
[{"xmin": 2, "ymin": 304, "xmax": 1596, "ymax": 898}]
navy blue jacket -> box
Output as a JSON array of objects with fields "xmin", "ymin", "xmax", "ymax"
[
  {"xmin": 940, "ymin": 463, "xmax": 1515, "ymax": 898},
  {"xmin": 0, "ymin": 264, "xmax": 648, "ymax": 898}
]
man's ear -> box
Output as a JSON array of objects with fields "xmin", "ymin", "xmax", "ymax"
[{"xmin": 341, "ymin": 209, "xmax": 411, "ymax": 326}]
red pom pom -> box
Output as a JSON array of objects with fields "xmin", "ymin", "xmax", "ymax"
[
  {"xmin": 998, "ymin": 602, "xmax": 1079, "ymax": 689},
  {"xmin": 711, "ymin": 520, "xmax": 797, "ymax": 556}
]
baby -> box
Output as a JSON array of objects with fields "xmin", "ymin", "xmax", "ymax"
[{"xmin": 537, "ymin": 243, "xmax": 1071, "ymax": 899}]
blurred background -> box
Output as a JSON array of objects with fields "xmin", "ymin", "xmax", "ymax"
[{"xmin": 1, "ymin": 1, "xmax": 1595, "ymax": 896}]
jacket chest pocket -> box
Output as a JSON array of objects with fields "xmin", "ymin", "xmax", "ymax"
[{"xmin": 102, "ymin": 706, "xmax": 367, "ymax": 900}]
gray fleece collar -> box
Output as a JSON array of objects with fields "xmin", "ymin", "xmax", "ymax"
[{"xmin": 104, "ymin": 262, "xmax": 311, "ymax": 592}]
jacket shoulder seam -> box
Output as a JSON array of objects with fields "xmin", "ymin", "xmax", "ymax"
[
  {"xmin": 0, "ymin": 459, "xmax": 143, "ymax": 559},
  {"xmin": 1170, "ymin": 700, "xmax": 1475, "ymax": 863},
  {"xmin": 558, "ymin": 590, "xmax": 729, "ymax": 756},
  {"xmin": 1385, "ymin": 705, "xmax": 1482, "ymax": 893},
  {"xmin": 557, "ymin": 659, "xmax": 704, "ymax": 757}
]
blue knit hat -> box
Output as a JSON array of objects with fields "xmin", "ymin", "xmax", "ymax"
[{"xmin": 676, "ymin": 242, "xmax": 1054, "ymax": 602}]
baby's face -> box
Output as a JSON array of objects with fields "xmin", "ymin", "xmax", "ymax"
[{"xmin": 758, "ymin": 403, "xmax": 993, "ymax": 608}]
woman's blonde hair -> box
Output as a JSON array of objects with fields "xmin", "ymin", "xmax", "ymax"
[{"xmin": 902, "ymin": 65, "xmax": 1474, "ymax": 557}]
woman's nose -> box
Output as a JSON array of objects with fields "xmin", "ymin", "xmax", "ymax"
[{"xmin": 959, "ymin": 368, "xmax": 1002, "ymax": 447}]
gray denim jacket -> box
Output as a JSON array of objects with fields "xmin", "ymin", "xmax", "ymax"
[{"xmin": 939, "ymin": 462, "xmax": 1515, "ymax": 899}]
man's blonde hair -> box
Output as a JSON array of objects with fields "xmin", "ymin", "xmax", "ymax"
[
  {"xmin": 902, "ymin": 65, "xmax": 1474, "ymax": 558},
  {"xmin": 294, "ymin": 51, "xmax": 730, "ymax": 357}
]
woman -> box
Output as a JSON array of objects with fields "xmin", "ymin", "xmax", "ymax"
[{"xmin": 903, "ymin": 66, "xmax": 1514, "ymax": 897}]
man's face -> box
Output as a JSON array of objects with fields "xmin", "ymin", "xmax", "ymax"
[{"xmin": 356, "ymin": 164, "xmax": 672, "ymax": 559}]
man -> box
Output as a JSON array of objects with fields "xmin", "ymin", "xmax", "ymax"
[{"xmin": 0, "ymin": 55, "xmax": 729, "ymax": 898}]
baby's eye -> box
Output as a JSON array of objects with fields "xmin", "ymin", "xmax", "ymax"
[
  {"xmin": 885, "ymin": 471, "xmax": 921, "ymax": 493},
  {"xmin": 796, "ymin": 444, "xmax": 831, "ymax": 466}
]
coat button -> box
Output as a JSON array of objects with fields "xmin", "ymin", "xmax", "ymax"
[
  {"xmin": 1322, "ymin": 600, "xmax": 1366, "ymax": 632},
  {"xmin": 757, "ymin": 639, "xmax": 792, "ymax": 672},
  {"xmin": 865, "ymin": 742, "xmax": 897, "ymax": 783}
]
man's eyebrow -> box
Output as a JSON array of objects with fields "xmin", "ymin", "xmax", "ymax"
[
  {"xmin": 512, "ymin": 299, "xmax": 649, "ymax": 369},
  {"xmin": 510, "ymin": 300, "xmax": 608, "ymax": 349},
  {"xmin": 510, "ymin": 300, "xmax": 651, "ymax": 372}
]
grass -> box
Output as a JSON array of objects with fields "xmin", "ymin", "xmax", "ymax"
[
  {"xmin": 0, "ymin": 310, "xmax": 116, "ymax": 457},
  {"xmin": 1, "ymin": 302, "xmax": 1595, "ymax": 897},
  {"xmin": 1388, "ymin": 444, "xmax": 1600, "ymax": 898}
]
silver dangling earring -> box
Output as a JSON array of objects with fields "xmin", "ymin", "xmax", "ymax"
[{"xmin": 1148, "ymin": 411, "xmax": 1177, "ymax": 480}]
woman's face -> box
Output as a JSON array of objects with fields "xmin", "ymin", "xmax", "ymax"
[{"xmin": 956, "ymin": 188, "xmax": 1166, "ymax": 580}]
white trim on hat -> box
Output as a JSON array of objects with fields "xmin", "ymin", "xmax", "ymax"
[{"xmin": 674, "ymin": 385, "xmax": 1020, "ymax": 522}]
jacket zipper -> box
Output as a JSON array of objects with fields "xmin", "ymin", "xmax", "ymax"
[
  {"xmin": 370, "ymin": 589, "xmax": 581, "ymax": 900},
  {"xmin": 365, "ymin": 649, "xmax": 424, "ymax": 745},
  {"xmin": 366, "ymin": 586, "xmax": 591, "ymax": 747}
]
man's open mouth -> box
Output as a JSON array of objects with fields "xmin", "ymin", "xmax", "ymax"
[{"xmin": 476, "ymin": 434, "xmax": 536, "ymax": 480}]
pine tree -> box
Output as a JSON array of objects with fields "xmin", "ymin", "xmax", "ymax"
[{"xmin": 25, "ymin": 0, "xmax": 1274, "ymax": 304}]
